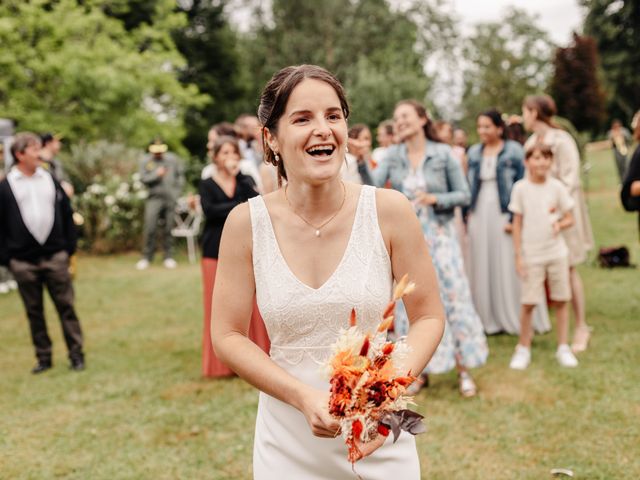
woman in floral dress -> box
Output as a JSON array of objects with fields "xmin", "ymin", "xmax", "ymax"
[{"xmin": 359, "ymin": 100, "xmax": 488, "ymax": 397}]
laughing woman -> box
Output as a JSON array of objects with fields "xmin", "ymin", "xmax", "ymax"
[
  {"xmin": 211, "ymin": 65, "xmax": 445, "ymax": 479},
  {"xmin": 359, "ymin": 100, "xmax": 488, "ymax": 397}
]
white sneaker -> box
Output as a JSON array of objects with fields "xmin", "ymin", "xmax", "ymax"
[
  {"xmin": 556, "ymin": 344, "xmax": 579, "ymax": 368},
  {"xmin": 0, "ymin": 283, "xmax": 9, "ymax": 294},
  {"xmin": 135, "ymin": 259, "xmax": 150, "ymax": 270},
  {"xmin": 509, "ymin": 345, "xmax": 531, "ymax": 370},
  {"xmin": 6, "ymin": 280, "xmax": 17, "ymax": 290},
  {"xmin": 163, "ymin": 258, "xmax": 177, "ymax": 269}
]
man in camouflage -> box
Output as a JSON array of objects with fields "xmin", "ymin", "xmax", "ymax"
[{"xmin": 136, "ymin": 139, "xmax": 185, "ymax": 270}]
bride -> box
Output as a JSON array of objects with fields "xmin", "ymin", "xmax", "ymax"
[{"xmin": 211, "ymin": 64, "xmax": 445, "ymax": 479}]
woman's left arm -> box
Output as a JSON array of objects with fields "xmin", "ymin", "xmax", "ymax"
[
  {"xmin": 348, "ymin": 189, "xmax": 446, "ymax": 460},
  {"xmin": 378, "ymin": 188, "xmax": 446, "ymax": 375},
  {"xmin": 432, "ymin": 149, "xmax": 471, "ymax": 209}
]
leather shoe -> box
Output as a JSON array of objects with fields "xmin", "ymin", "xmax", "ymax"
[
  {"xmin": 70, "ymin": 359, "xmax": 85, "ymax": 371},
  {"xmin": 31, "ymin": 362, "xmax": 52, "ymax": 374}
]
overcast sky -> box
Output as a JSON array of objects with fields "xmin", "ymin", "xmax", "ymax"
[
  {"xmin": 226, "ymin": 0, "xmax": 586, "ymax": 117},
  {"xmin": 229, "ymin": 0, "xmax": 585, "ymax": 46},
  {"xmin": 452, "ymin": 0, "xmax": 584, "ymax": 45}
]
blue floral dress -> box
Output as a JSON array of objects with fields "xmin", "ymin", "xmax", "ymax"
[{"xmin": 397, "ymin": 166, "xmax": 488, "ymax": 374}]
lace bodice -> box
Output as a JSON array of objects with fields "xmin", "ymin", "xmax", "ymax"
[{"xmin": 249, "ymin": 186, "xmax": 393, "ymax": 365}]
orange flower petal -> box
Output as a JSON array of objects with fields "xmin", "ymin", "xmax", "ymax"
[{"xmin": 349, "ymin": 308, "xmax": 357, "ymax": 327}]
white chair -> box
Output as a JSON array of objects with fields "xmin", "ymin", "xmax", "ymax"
[{"xmin": 171, "ymin": 198, "xmax": 202, "ymax": 264}]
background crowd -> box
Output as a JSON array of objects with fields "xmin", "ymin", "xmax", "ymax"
[{"xmin": 3, "ymin": 95, "xmax": 639, "ymax": 395}]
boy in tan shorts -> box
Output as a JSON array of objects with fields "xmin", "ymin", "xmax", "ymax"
[{"xmin": 508, "ymin": 143, "xmax": 578, "ymax": 369}]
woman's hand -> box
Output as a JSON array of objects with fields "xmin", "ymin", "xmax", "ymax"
[
  {"xmin": 415, "ymin": 191, "xmax": 438, "ymax": 206},
  {"xmin": 354, "ymin": 433, "xmax": 388, "ymax": 460},
  {"xmin": 503, "ymin": 223, "xmax": 513, "ymax": 234},
  {"xmin": 299, "ymin": 390, "xmax": 341, "ymax": 438}
]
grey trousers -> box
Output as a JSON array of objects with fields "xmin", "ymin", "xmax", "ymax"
[
  {"xmin": 9, "ymin": 251, "xmax": 84, "ymax": 363},
  {"xmin": 142, "ymin": 197, "xmax": 175, "ymax": 261}
]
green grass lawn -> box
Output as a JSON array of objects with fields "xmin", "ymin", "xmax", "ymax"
[{"xmin": 1, "ymin": 149, "xmax": 639, "ymax": 479}]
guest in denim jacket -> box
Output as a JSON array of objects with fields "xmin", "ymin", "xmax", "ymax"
[
  {"xmin": 466, "ymin": 109, "xmax": 550, "ymax": 337},
  {"xmin": 359, "ymin": 100, "xmax": 487, "ymax": 398},
  {"xmin": 359, "ymin": 136, "xmax": 470, "ymax": 224}
]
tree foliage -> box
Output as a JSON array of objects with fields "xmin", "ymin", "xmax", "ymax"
[
  {"xmin": 460, "ymin": 8, "xmax": 555, "ymax": 131},
  {"xmin": 173, "ymin": 0, "xmax": 250, "ymax": 157},
  {"xmin": 582, "ymin": 0, "xmax": 640, "ymax": 123},
  {"xmin": 0, "ymin": 0, "xmax": 206, "ymax": 151},
  {"xmin": 550, "ymin": 34, "xmax": 607, "ymax": 133},
  {"xmin": 237, "ymin": 0, "xmax": 457, "ymax": 127}
]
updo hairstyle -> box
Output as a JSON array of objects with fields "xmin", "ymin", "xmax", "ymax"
[
  {"xmin": 257, "ymin": 64, "xmax": 350, "ymax": 185},
  {"xmin": 523, "ymin": 95, "xmax": 560, "ymax": 128}
]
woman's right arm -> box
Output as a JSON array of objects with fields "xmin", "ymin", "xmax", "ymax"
[{"xmin": 211, "ymin": 205, "xmax": 339, "ymax": 437}]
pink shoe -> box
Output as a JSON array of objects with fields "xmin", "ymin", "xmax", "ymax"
[{"xmin": 571, "ymin": 326, "xmax": 592, "ymax": 353}]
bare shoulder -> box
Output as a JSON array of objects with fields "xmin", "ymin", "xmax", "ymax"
[
  {"xmin": 260, "ymin": 189, "xmax": 282, "ymax": 208},
  {"xmin": 374, "ymin": 187, "xmax": 415, "ymax": 223},
  {"xmin": 222, "ymin": 202, "xmax": 253, "ymax": 247}
]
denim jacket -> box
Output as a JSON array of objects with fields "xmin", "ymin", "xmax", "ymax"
[
  {"xmin": 467, "ymin": 140, "xmax": 524, "ymax": 215},
  {"xmin": 358, "ymin": 140, "xmax": 470, "ymax": 223}
]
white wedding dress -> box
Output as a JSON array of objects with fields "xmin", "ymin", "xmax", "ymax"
[{"xmin": 249, "ymin": 185, "xmax": 420, "ymax": 479}]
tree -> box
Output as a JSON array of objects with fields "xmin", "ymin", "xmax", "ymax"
[
  {"xmin": 237, "ymin": 0, "xmax": 457, "ymax": 128},
  {"xmin": 460, "ymin": 8, "xmax": 555, "ymax": 132},
  {"xmin": 550, "ymin": 34, "xmax": 607, "ymax": 133},
  {"xmin": 173, "ymin": 0, "xmax": 250, "ymax": 158},
  {"xmin": 582, "ymin": 0, "xmax": 640, "ymax": 123},
  {"xmin": 0, "ymin": 0, "xmax": 206, "ymax": 151}
]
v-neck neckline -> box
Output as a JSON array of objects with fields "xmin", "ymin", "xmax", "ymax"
[
  {"xmin": 212, "ymin": 175, "xmax": 236, "ymax": 199},
  {"xmin": 258, "ymin": 186, "xmax": 365, "ymax": 292}
]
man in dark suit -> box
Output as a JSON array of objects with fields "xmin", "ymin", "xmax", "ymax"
[{"xmin": 0, "ymin": 132, "xmax": 85, "ymax": 374}]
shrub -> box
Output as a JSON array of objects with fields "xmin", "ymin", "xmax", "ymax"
[
  {"xmin": 61, "ymin": 141, "xmax": 144, "ymax": 194},
  {"xmin": 74, "ymin": 174, "xmax": 147, "ymax": 254}
]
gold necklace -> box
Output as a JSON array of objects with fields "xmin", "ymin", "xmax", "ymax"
[{"xmin": 284, "ymin": 182, "xmax": 347, "ymax": 237}]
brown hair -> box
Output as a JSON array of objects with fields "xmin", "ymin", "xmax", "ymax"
[
  {"xmin": 211, "ymin": 135, "xmax": 240, "ymax": 165},
  {"xmin": 258, "ymin": 65, "xmax": 350, "ymax": 185},
  {"xmin": 378, "ymin": 120, "xmax": 394, "ymax": 136},
  {"xmin": 525, "ymin": 143, "xmax": 553, "ymax": 160},
  {"xmin": 210, "ymin": 122, "xmax": 237, "ymax": 138},
  {"xmin": 523, "ymin": 95, "xmax": 560, "ymax": 128},
  {"xmin": 10, "ymin": 132, "xmax": 41, "ymax": 163},
  {"xmin": 348, "ymin": 123, "xmax": 370, "ymax": 139},
  {"xmin": 395, "ymin": 99, "xmax": 441, "ymax": 142}
]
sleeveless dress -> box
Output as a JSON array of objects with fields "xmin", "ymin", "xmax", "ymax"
[{"xmin": 248, "ymin": 185, "xmax": 420, "ymax": 480}]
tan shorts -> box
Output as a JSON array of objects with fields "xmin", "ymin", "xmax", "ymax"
[{"xmin": 521, "ymin": 256, "xmax": 571, "ymax": 305}]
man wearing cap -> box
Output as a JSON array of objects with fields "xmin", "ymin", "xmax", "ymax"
[
  {"xmin": 0, "ymin": 132, "xmax": 85, "ymax": 373},
  {"xmin": 136, "ymin": 139, "xmax": 185, "ymax": 270}
]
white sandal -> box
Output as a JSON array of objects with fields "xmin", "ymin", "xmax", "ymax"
[{"xmin": 458, "ymin": 371, "xmax": 477, "ymax": 398}]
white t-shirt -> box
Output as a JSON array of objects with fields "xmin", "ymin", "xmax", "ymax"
[
  {"xmin": 341, "ymin": 153, "xmax": 363, "ymax": 184},
  {"xmin": 509, "ymin": 177, "xmax": 575, "ymax": 264},
  {"xmin": 372, "ymin": 147, "xmax": 388, "ymax": 166}
]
